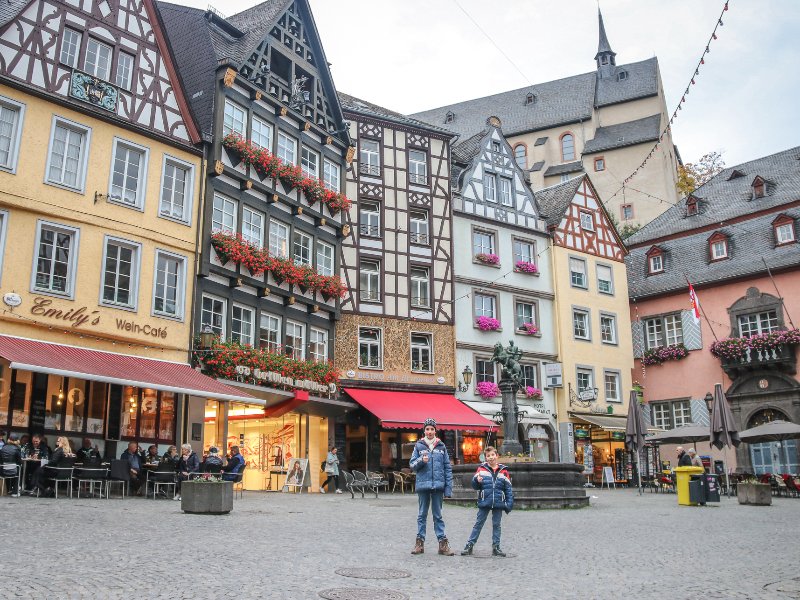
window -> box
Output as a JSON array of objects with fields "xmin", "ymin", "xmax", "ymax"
[
  {"xmin": 573, "ymin": 309, "xmax": 589, "ymax": 340},
  {"xmin": 292, "ymin": 231, "xmax": 312, "ymax": 265},
  {"xmin": 159, "ymin": 157, "xmax": 192, "ymax": 222},
  {"xmin": 752, "ymin": 177, "xmax": 766, "ymax": 199},
  {"xmin": 491, "ymin": 142, "xmax": 501, "ymax": 153},
  {"xmin": 268, "ymin": 220, "xmax": 289, "ymax": 258},
  {"xmin": 323, "ymin": 158, "xmax": 340, "ymax": 192},
  {"xmin": 241, "ymin": 207, "xmax": 264, "ymax": 249},
  {"xmin": 115, "ymin": 52, "xmax": 134, "ymax": 90},
  {"xmin": 579, "ymin": 210, "xmax": 594, "ymax": 231},
  {"xmin": 301, "ymin": 146, "xmax": 318, "ymax": 178},
  {"xmin": 651, "ymin": 403, "xmax": 670, "ymax": 430},
  {"xmin": 621, "ymin": 204, "xmax": 633, "ymax": 221},
  {"xmin": 251, "ymin": 116, "xmax": 272, "ymax": 150},
  {"xmin": 359, "ymin": 139, "xmax": 380, "ymax": 175},
  {"xmin": 686, "ymin": 197, "xmax": 698, "ymax": 216},
  {"xmin": 84, "ymin": 38, "xmax": 112, "ymax": 80},
  {"xmin": 231, "ymin": 305, "xmax": 255, "ymax": 346},
  {"xmin": 648, "ymin": 253, "xmax": 663, "ymax": 274},
  {"xmin": 775, "ymin": 220, "xmax": 795, "ymax": 245},
  {"xmin": 513, "ymin": 238, "xmax": 535, "ymax": 264},
  {"xmin": 408, "ymin": 149, "xmax": 427, "ymax": 184},
  {"xmin": 617, "ymin": 70, "xmax": 628, "ymax": 81},
  {"xmin": 109, "ymin": 139, "xmax": 147, "ymax": 208},
  {"xmin": 223, "ymin": 100, "xmax": 246, "ymax": 137},
  {"xmin": 316, "ymin": 241, "xmax": 334, "ymax": 276},
  {"xmin": 211, "ymin": 194, "xmax": 236, "ymax": 234},
  {"xmin": 515, "ymin": 301, "xmax": 536, "ymax": 331},
  {"xmin": 152, "ymin": 251, "xmax": 184, "ymax": 319},
  {"xmin": 560, "ymin": 173, "xmax": 572, "ymax": 183},
  {"xmin": 410, "ymin": 333, "xmax": 432, "ymax": 372},
  {"xmin": 474, "ymin": 293, "xmax": 496, "ymax": 319},
  {"xmin": 201, "ymin": 295, "xmax": 226, "ymax": 339},
  {"xmin": 520, "ymin": 364, "xmax": 537, "ymax": 391},
  {"xmin": 46, "ymin": 119, "xmax": 89, "ymax": 191},
  {"xmin": 101, "ymin": 237, "xmax": 139, "ymax": 309},
  {"xmin": 484, "ymin": 173, "xmax": 497, "ymax": 202},
  {"xmin": 576, "ymin": 368, "xmax": 593, "ymax": 393},
  {"xmin": 0, "ymin": 98, "xmax": 23, "ymax": 171},
  {"xmin": 600, "ymin": 314, "xmax": 617, "ymax": 344},
  {"xmin": 514, "ymin": 144, "xmax": 526, "ymax": 169},
  {"xmin": 594, "ymin": 157, "xmax": 605, "ymax": 171},
  {"xmin": 277, "ymin": 132, "xmax": 297, "ymax": 164},
  {"xmin": 34, "ymin": 222, "xmax": 78, "ymax": 296},
  {"xmin": 473, "ymin": 229, "xmax": 495, "ymax": 255},
  {"xmin": 596, "ymin": 264, "xmax": 613, "ymax": 294},
  {"xmin": 673, "ymin": 400, "xmax": 692, "ymax": 427},
  {"xmin": 259, "ymin": 313, "xmax": 281, "ymax": 353},
  {"xmin": 359, "ymin": 202, "xmax": 380, "ymax": 237},
  {"xmin": 309, "ymin": 328, "xmax": 328, "ymax": 363},
  {"xmin": 59, "ymin": 28, "xmax": 81, "ymax": 67},
  {"xmin": 604, "ymin": 371, "xmax": 620, "ymax": 402},
  {"xmin": 644, "ymin": 314, "xmax": 683, "ymax": 349},
  {"xmin": 569, "ymin": 257, "xmax": 587, "ymax": 288},
  {"xmin": 409, "ymin": 210, "xmax": 429, "ymax": 245},
  {"xmin": 710, "ymin": 238, "xmax": 728, "ymax": 260},
  {"xmin": 499, "ymin": 178, "xmax": 512, "ymax": 206},
  {"xmin": 652, "ymin": 400, "xmax": 692, "ymax": 429},
  {"xmin": 360, "ymin": 260, "xmax": 380, "ymax": 301},
  {"xmin": 358, "ymin": 327, "xmax": 381, "ymax": 368},
  {"xmin": 445, "ymin": 111, "xmax": 454, "ymax": 124},
  {"xmin": 475, "ymin": 358, "xmax": 495, "ymax": 384},
  {"xmin": 410, "ymin": 267, "xmax": 429, "ymax": 307},
  {"xmin": 285, "ymin": 321, "xmax": 305, "ymax": 360},
  {"xmin": 524, "ymin": 93, "xmax": 536, "ymax": 106},
  {"xmin": 561, "ymin": 133, "xmax": 575, "ymax": 161},
  {"xmin": 738, "ymin": 310, "xmax": 778, "ymax": 337}
]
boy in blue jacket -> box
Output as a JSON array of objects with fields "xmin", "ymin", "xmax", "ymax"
[{"xmin": 461, "ymin": 446, "xmax": 513, "ymax": 557}]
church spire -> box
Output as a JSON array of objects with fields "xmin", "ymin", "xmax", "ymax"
[{"xmin": 595, "ymin": 8, "xmax": 617, "ymax": 77}]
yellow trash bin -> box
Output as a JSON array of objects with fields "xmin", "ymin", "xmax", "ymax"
[{"xmin": 675, "ymin": 466, "xmax": 705, "ymax": 506}]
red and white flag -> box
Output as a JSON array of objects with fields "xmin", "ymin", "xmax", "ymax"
[{"xmin": 688, "ymin": 282, "xmax": 701, "ymax": 325}]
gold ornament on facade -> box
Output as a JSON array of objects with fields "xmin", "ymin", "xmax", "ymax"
[
  {"xmin": 241, "ymin": 180, "xmax": 253, "ymax": 190},
  {"xmin": 311, "ymin": 304, "xmax": 319, "ymax": 313},
  {"xmin": 223, "ymin": 68, "xmax": 237, "ymax": 87},
  {"xmin": 286, "ymin": 296, "xmax": 295, "ymax": 306},
  {"xmin": 214, "ymin": 160, "xmax": 224, "ymax": 175},
  {"xmin": 326, "ymin": 136, "xmax": 333, "ymax": 145},
  {"xmin": 296, "ymin": 206, "xmax": 303, "ymax": 215},
  {"xmin": 280, "ymin": 107, "xmax": 288, "ymax": 117},
  {"xmin": 341, "ymin": 223, "xmax": 351, "ymax": 238},
  {"xmin": 304, "ymin": 122, "xmax": 311, "ymax": 131},
  {"xmin": 319, "ymin": 218, "xmax": 326, "ymax": 227},
  {"xmin": 259, "ymin": 288, "xmax": 270, "ymax": 297},
  {"xmin": 345, "ymin": 146, "xmax": 355, "ymax": 164},
  {"xmin": 271, "ymin": 194, "xmax": 279, "ymax": 203}
]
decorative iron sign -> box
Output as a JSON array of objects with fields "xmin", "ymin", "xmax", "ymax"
[{"xmin": 69, "ymin": 70, "xmax": 118, "ymax": 112}]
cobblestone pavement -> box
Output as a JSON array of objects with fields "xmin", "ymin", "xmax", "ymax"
[{"xmin": 1, "ymin": 489, "xmax": 798, "ymax": 599}]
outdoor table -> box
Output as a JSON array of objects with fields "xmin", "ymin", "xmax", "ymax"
[
  {"xmin": 20, "ymin": 458, "xmax": 41, "ymax": 491},
  {"xmin": 267, "ymin": 468, "xmax": 287, "ymax": 491}
]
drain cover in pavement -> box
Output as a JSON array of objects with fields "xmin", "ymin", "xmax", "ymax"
[
  {"xmin": 318, "ymin": 589, "xmax": 408, "ymax": 600},
  {"xmin": 335, "ymin": 568, "xmax": 411, "ymax": 580}
]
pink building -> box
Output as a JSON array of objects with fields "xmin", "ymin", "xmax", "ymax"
[{"xmin": 626, "ymin": 147, "xmax": 800, "ymax": 475}]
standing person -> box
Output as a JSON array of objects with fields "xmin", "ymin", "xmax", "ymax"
[
  {"xmin": 461, "ymin": 446, "xmax": 513, "ymax": 557},
  {"xmin": 222, "ymin": 446, "xmax": 245, "ymax": 481},
  {"xmin": 320, "ymin": 446, "xmax": 342, "ymax": 494},
  {"xmin": 688, "ymin": 449, "xmax": 705, "ymax": 471},
  {"xmin": 409, "ymin": 418, "xmax": 454, "ymax": 556},
  {"xmin": 676, "ymin": 446, "xmax": 692, "ymax": 467}
]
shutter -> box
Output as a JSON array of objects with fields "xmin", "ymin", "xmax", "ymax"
[
  {"xmin": 632, "ymin": 320, "xmax": 644, "ymax": 358},
  {"xmin": 680, "ymin": 310, "xmax": 703, "ymax": 350},
  {"xmin": 642, "ymin": 404, "xmax": 652, "ymax": 428},
  {"xmin": 690, "ymin": 398, "xmax": 710, "ymax": 426}
]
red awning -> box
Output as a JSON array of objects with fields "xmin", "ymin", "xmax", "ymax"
[
  {"xmin": 0, "ymin": 335, "xmax": 254, "ymax": 403},
  {"xmin": 344, "ymin": 388, "xmax": 494, "ymax": 432}
]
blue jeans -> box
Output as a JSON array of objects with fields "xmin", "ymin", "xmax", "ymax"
[
  {"xmin": 467, "ymin": 507, "xmax": 503, "ymax": 546},
  {"xmin": 417, "ymin": 490, "xmax": 446, "ymax": 541}
]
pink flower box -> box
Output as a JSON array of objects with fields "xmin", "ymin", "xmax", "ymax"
[
  {"xmin": 475, "ymin": 253, "xmax": 500, "ymax": 265},
  {"xmin": 525, "ymin": 386, "xmax": 543, "ymax": 400},
  {"xmin": 476, "ymin": 316, "xmax": 501, "ymax": 331},
  {"xmin": 520, "ymin": 322, "xmax": 539, "ymax": 335},
  {"xmin": 515, "ymin": 260, "xmax": 538, "ymax": 274},
  {"xmin": 476, "ymin": 381, "xmax": 500, "ymax": 399}
]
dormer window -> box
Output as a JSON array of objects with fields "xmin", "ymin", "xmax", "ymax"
[
  {"xmin": 773, "ymin": 215, "xmax": 796, "ymax": 246},
  {"xmin": 752, "ymin": 176, "xmax": 766, "ymax": 199},
  {"xmin": 492, "ymin": 141, "xmax": 501, "ymax": 153},
  {"xmin": 525, "ymin": 93, "xmax": 536, "ymax": 106},
  {"xmin": 708, "ymin": 232, "xmax": 729, "ymax": 261},
  {"xmin": 727, "ymin": 169, "xmax": 745, "ymax": 181},
  {"xmin": 617, "ymin": 70, "xmax": 628, "ymax": 81},
  {"xmin": 686, "ymin": 196, "xmax": 699, "ymax": 216},
  {"xmin": 445, "ymin": 111, "xmax": 455, "ymax": 124},
  {"xmin": 646, "ymin": 246, "xmax": 664, "ymax": 275}
]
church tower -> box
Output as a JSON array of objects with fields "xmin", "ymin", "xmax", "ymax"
[{"xmin": 595, "ymin": 8, "xmax": 617, "ymax": 78}]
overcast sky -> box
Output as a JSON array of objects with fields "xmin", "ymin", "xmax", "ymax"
[{"xmin": 170, "ymin": 0, "xmax": 799, "ymax": 168}]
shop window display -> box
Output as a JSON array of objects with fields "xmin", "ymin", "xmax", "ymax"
[{"xmin": 121, "ymin": 386, "xmax": 176, "ymax": 443}]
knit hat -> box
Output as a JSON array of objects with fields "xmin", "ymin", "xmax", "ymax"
[
  {"xmin": 423, "ymin": 418, "xmax": 437, "ymax": 430},
  {"xmin": 209, "ymin": 447, "xmax": 219, "ymax": 454}
]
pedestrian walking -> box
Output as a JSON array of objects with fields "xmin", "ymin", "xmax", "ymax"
[
  {"xmin": 688, "ymin": 448, "xmax": 705, "ymax": 471},
  {"xmin": 461, "ymin": 446, "xmax": 513, "ymax": 557},
  {"xmin": 320, "ymin": 446, "xmax": 342, "ymax": 494},
  {"xmin": 676, "ymin": 446, "xmax": 692, "ymax": 467},
  {"xmin": 409, "ymin": 418, "xmax": 454, "ymax": 556}
]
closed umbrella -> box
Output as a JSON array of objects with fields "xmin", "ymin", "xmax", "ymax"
[
  {"xmin": 709, "ymin": 383, "xmax": 740, "ymax": 496},
  {"xmin": 625, "ymin": 390, "xmax": 646, "ymax": 494},
  {"xmin": 738, "ymin": 420, "xmax": 800, "ymax": 472}
]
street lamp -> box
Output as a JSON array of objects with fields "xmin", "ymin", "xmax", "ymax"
[
  {"xmin": 199, "ymin": 325, "xmax": 216, "ymax": 349},
  {"xmin": 456, "ymin": 366, "xmax": 473, "ymax": 393},
  {"xmin": 704, "ymin": 392, "xmax": 713, "ymax": 414}
]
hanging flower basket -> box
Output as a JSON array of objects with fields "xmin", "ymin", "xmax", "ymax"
[
  {"xmin": 296, "ymin": 265, "xmax": 321, "ymax": 295},
  {"xmin": 520, "ymin": 322, "xmax": 539, "ymax": 335},
  {"xmin": 241, "ymin": 246, "xmax": 269, "ymax": 276},
  {"xmin": 475, "ymin": 253, "xmax": 500, "ymax": 265},
  {"xmin": 514, "ymin": 261, "xmax": 538, "ymax": 274},
  {"xmin": 524, "ymin": 386, "xmax": 543, "ymax": 400},
  {"xmin": 476, "ymin": 381, "xmax": 500, "ymax": 399},
  {"xmin": 642, "ymin": 343, "xmax": 689, "ymax": 366},
  {"xmin": 210, "ymin": 231, "xmax": 248, "ymax": 266},
  {"xmin": 476, "ymin": 316, "xmax": 501, "ymax": 331}
]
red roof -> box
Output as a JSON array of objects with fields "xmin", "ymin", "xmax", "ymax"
[
  {"xmin": 0, "ymin": 335, "xmax": 253, "ymax": 402},
  {"xmin": 344, "ymin": 388, "xmax": 494, "ymax": 432}
]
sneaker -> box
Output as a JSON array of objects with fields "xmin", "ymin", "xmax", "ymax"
[
  {"xmin": 11, "ymin": 493, "xmax": 20, "ymax": 498},
  {"xmin": 461, "ymin": 542, "xmax": 474, "ymax": 556},
  {"xmin": 320, "ymin": 487, "xmax": 326, "ymax": 494},
  {"xmin": 173, "ymin": 495, "xmax": 181, "ymax": 501},
  {"xmin": 335, "ymin": 489, "xmax": 343, "ymax": 494}
]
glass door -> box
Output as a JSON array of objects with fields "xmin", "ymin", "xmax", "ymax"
[{"xmin": 750, "ymin": 440, "xmax": 799, "ymax": 475}]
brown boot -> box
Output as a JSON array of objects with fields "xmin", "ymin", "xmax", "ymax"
[
  {"xmin": 411, "ymin": 537, "xmax": 424, "ymax": 555},
  {"xmin": 438, "ymin": 537, "xmax": 455, "ymax": 556}
]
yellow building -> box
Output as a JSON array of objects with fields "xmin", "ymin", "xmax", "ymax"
[
  {"xmin": 536, "ymin": 175, "xmax": 636, "ymax": 483},
  {"xmin": 0, "ymin": 0, "xmax": 250, "ymax": 455}
]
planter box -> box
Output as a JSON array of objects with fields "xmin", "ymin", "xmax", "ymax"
[
  {"xmin": 181, "ymin": 481, "xmax": 234, "ymax": 514},
  {"xmin": 737, "ymin": 483, "xmax": 772, "ymax": 506}
]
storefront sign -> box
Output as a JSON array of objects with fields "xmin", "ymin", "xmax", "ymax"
[
  {"xmin": 348, "ymin": 370, "xmax": 438, "ymax": 385},
  {"xmin": 611, "ymin": 431, "xmax": 626, "ymax": 441},
  {"xmin": 234, "ymin": 365, "xmax": 336, "ymax": 395},
  {"xmin": 31, "ymin": 297, "xmax": 100, "ymax": 328},
  {"xmin": 115, "ymin": 318, "xmax": 168, "ymax": 339},
  {"xmin": 529, "ymin": 402, "xmax": 552, "ymax": 415},
  {"xmin": 3, "ymin": 292, "xmax": 21, "ymax": 307},
  {"xmin": 574, "ymin": 427, "xmax": 590, "ymax": 439},
  {"xmin": 544, "ymin": 362, "xmax": 563, "ymax": 388}
]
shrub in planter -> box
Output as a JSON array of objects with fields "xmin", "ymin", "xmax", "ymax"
[
  {"xmin": 475, "ymin": 253, "xmax": 500, "ymax": 265},
  {"xmin": 476, "ymin": 316, "xmax": 501, "ymax": 331},
  {"xmin": 476, "ymin": 381, "xmax": 500, "ymax": 399},
  {"xmin": 515, "ymin": 260, "xmax": 538, "ymax": 274}
]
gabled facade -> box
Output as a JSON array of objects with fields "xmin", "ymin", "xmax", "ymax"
[
  {"xmin": 159, "ymin": 0, "xmax": 351, "ymax": 490},
  {"xmin": 0, "ymin": 0, "xmax": 246, "ymax": 456},
  {"xmin": 536, "ymin": 174, "xmax": 634, "ymax": 479},
  {"xmin": 452, "ymin": 117, "xmax": 558, "ymax": 461}
]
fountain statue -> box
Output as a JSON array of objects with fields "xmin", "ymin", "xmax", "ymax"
[{"xmin": 491, "ymin": 340, "xmax": 524, "ymax": 455}]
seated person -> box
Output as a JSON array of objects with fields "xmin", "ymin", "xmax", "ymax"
[
  {"xmin": 145, "ymin": 444, "xmax": 160, "ymax": 465},
  {"xmin": 120, "ymin": 441, "xmax": 146, "ymax": 495},
  {"xmin": 0, "ymin": 434, "xmax": 22, "ymax": 496},
  {"xmin": 161, "ymin": 446, "xmax": 179, "ymax": 468},
  {"xmin": 222, "ymin": 446, "xmax": 246, "ymax": 481},
  {"xmin": 33, "ymin": 436, "xmax": 75, "ymax": 496},
  {"xmin": 203, "ymin": 447, "xmax": 224, "ymax": 473},
  {"xmin": 174, "ymin": 444, "xmax": 200, "ymax": 501},
  {"xmin": 22, "ymin": 434, "xmax": 50, "ymax": 491},
  {"xmin": 76, "ymin": 438, "xmax": 101, "ymax": 463}
]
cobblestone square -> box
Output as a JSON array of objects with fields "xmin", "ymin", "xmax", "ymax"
[{"xmin": 1, "ymin": 489, "xmax": 798, "ymax": 599}]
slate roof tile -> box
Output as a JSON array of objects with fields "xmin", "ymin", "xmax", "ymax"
[
  {"xmin": 543, "ymin": 161, "xmax": 584, "ymax": 177},
  {"xmin": 338, "ymin": 93, "xmax": 453, "ymax": 136},
  {"xmin": 583, "ymin": 114, "xmax": 661, "ymax": 154},
  {"xmin": 534, "ymin": 177, "xmax": 585, "ymax": 227}
]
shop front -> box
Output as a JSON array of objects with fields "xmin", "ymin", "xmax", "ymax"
[{"xmin": 463, "ymin": 399, "xmax": 556, "ymax": 462}]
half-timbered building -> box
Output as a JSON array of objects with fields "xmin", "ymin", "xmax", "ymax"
[
  {"xmin": 158, "ymin": 0, "xmax": 351, "ymax": 490},
  {"xmin": 451, "ymin": 116, "xmax": 559, "ymax": 462},
  {"xmin": 535, "ymin": 174, "xmax": 636, "ymax": 479},
  {"xmin": 0, "ymin": 0, "xmax": 251, "ymax": 456}
]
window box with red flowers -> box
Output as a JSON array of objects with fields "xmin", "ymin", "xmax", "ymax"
[
  {"xmin": 514, "ymin": 261, "xmax": 539, "ymax": 275},
  {"xmin": 476, "ymin": 381, "xmax": 500, "ymax": 399},
  {"xmin": 475, "ymin": 253, "xmax": 500, "ymax": 266},
  {"xmin": 642, "ymin": 343, "xmax": 689, "ymax": 366},
  {"xmin": 475, "ymin": 316, "xmax": 501, "ymax": 331},
  {"xmin": 518, "ymin": 322, "xmax": 539, "ymax": 336},
  {"xmin": 710, "ymin": 329, "xmax": 800, "ymax": 360},
  {"xmin": 210, "ymin": 231, "xmax": 249, "ymax": 267}
]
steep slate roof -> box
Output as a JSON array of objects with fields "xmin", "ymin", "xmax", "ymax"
[
  {"xmin": 534, "ymin": 177, "xmax": 585, "ymax": 227},
  {"xmin": 0, "ymin": 0, "xmax": 28, "ymax": 28},
  {"xmin": 583, "ymin": 114, "xmax": 661, "ymax": 154},
  {"xmin": 595, "ymin": 9, "xmax": 615, "ymax": 59},
  {"xmin": 626, "ymin": 146, "xmax": 800, "ymax": 298},
  {"xmin": 338, "ymin": 93, "xmax": 453, "ymax": 136},
  {"xmin": 409, "ymin": 57, "xmax": 659, "ymax": 140},
  {"xmin": 451, "ymin": 130, "xmax": 485, "ymax": 165},
  {"xmin": 543, "ymin": 161, "xmax": 584, "ymax": 177}
]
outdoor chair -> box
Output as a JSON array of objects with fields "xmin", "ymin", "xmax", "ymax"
[
  {"xmin": 353, "ymin": 470, "xmax": 383, "ymax": 498},
  {"xmin": 781, "ymin": 475, "xmax": 799, "ymax": 498},
  {"xmin": 38, "ymin": 457, "xmax": 75, "ymax": 499},
  {"xmin": 73, "ymin": 460, "xmax": 107, "ymax": 499},
  {"xmin": 391, "ymin": 471, "xmax": 406, "ymax": 494},
  {"xmin": 400, "ymin": 468, "xmax": 415, "ymax": 492},
  {"xmin": 0, "ymin": 460, "xmax": 21, "ymax": 496},
  {"xmin": 366, "ymin": 470, "xmax": 390, "ymax": 496},
  {"xmin": 106, "ymin": 460, "xmax": 131, "ymax": 498},
  {"xmin": 774, "ymin": 475, "xmax": 790, "ymax": 497},
  {"xmin": 147, "ymin": 463, "xmax": 177, "ymax": 499},
  {"xmin": 342, "ymin": 471, "xmax": 363, "ymax": 499},
  {"xmin": 231, "ymin": 465, "xmax": 246, "ymax": 499},
  {"xmin": 204, "ymin": 463, "xmax": 223, "ymax": 474}
]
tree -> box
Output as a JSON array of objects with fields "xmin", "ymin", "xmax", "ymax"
[
  {"xmin": 608, "ymin": 212, "xmax": 642, "ymax": 240},
  {"xmin": 677, "ymin": 151, "xmax": 725, "ymax": 196}
]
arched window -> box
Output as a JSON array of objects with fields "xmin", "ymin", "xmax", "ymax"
[
  {"xmin": 514, "ymin": 144, "xmax": 527, "ymax": 169},
  {"xmin": 561, "ymin": 133, "xmax": 575, "ymax": 162}
]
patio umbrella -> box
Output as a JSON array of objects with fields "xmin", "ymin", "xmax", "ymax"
[
  {"xmin": 709, "ymin": 383, "xmax": 740, "ymax": 496},
  {"xmin": 645, "ymin": 425, "xmax": 711, "ymax": 445},
  {"xmin": 625, "ymin": 390, "xmax": 646, "ymax": 494},
  {"xmin": 738, "ymin": 420, "xmax": 800, "ymax": 472}
]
